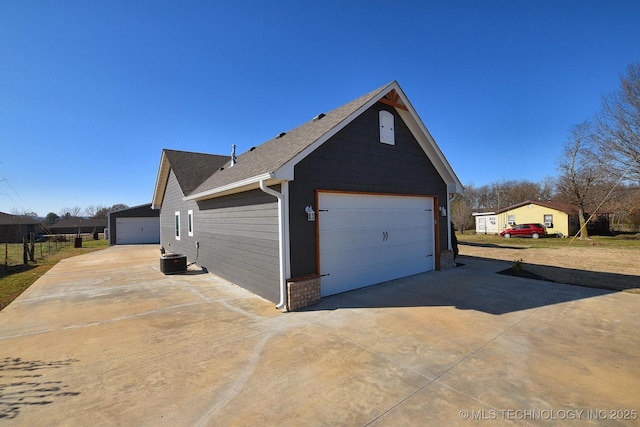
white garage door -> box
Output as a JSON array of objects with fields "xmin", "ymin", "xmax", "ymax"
[
  {"xmin": 318, "ymin": 192, "xmax": 435, "ymax": 297},
  {"xmin": 116, "ymin": 217, "xmax": 160, "ymax": 244}
]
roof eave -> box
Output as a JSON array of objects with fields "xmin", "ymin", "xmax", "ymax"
[
  {"xmin": 275, "ymin": 81, "xmax": 464, "ymax": 194},
  {"xmin": 183, "ymin": 172, "xmax": 283, "ymax": 201},
  {"xmin": 496, "ymin": 200, "xmax": 577, "ymax": 215},
  {"xmin": 275, "ymin": 82, "xmax": 396, "ymax": 180},
  {"xmin": 393, "ymin": 91, "xmax": 464, "ymax": 194},
  {"xmin": 151, "ymin": 151, "xmax": 171, "ymax": 209}
]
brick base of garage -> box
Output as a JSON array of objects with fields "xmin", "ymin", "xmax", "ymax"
[
  {"xmin": 287, "ymin": 276, "xmax": 321, "ymax": 311},
  {"xmin": 440, "ymin": 250, "xmax": 456, "ymax": 270}
]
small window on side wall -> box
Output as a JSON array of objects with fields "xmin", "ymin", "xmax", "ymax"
[
  {"xmin": 544, "ymin": 214, "xmax": 553, "ymax": 228},
  {"xmin": 507, "ymin": 214, "xmax": 516, "ymax": 225},
  {"xmin": 175, "ymin": 211, "xmax": 181, "ymax": 240},
  {"xmin": 188, "ymin": 210, "xmax": 194, "ymax": 236},
  {"xmin": 379, "ymin": 110, "xmax": 395, "ymax": 145}
]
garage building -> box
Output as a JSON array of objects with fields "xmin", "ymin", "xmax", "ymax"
[
  {"xmin": 108, "ymin": 203, "xmax": 160, "ymax": 245},
  {"xmin": 152, "ymin": 81, "xmax": 463, "ymax": 310}
]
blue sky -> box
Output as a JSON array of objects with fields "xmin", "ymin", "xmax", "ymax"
[{"xmin": 1, "ymin": 1, "xmax": 639, "ymax": 217}]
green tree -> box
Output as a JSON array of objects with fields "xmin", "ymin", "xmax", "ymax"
[{"xmin": 44, "ymin": 212, "xmax": 59, "ymax": 225}]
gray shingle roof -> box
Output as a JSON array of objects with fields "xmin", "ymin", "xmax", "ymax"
[
  {"xmin": 50, "ymin": 217, "xmax": 107, "ymax": 229},
  {"xmin": 152, "ymin": 80, "xmax": 463, "ymax": 204},
  {"xmin": 0, "ymin": 212, "xmax": 41, "ymax": 225},
  {"xmin": 189, "ymin": 82, "xmax": 392, "ymax": 197},
  {"xmin": 163, "ymin": 149, "xmax": 228, "ymax": 196}
]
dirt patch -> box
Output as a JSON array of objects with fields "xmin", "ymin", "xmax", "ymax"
[{"xmin": 459, "ymin": 243, "xmax": 640, "ymax": 293}]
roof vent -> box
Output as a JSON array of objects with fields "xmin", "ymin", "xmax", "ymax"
[
  {"xmin": 276, "ymin": 132, "xmax": 286, "ymax": 138},
  {"xmin": 230, "ymin": 144, "xmax": 237, "ymax": 167},
  {"xmin": 249, "ymin": 146, "xmax": 256, "ymax": 151},
  {"xmin": 313, "ymin": 113, "xmax": 326, "ymax": 121}
]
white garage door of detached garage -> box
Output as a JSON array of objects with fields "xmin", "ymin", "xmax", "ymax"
[
  {"xmin": 318, "ymin": 192, "xmax": 435, "ymax": 297},
  {"xmin": 116, "ymin": 217, "xmax": 160, "ymax": 244}
]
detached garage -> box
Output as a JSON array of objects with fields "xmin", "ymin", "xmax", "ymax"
[
  {"xmin": 152, "ymin": 81, "xmax": 463, "ymax": 311},
  {"xmin": 108, "ymin": 204, "xmax": 160, "ymax": 245}
]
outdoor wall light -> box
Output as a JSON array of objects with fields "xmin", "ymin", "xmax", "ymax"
[
  {"xmin": 439, "ymin": 206, "xmax": 447, "ymax": 217},
  {"xmin": 305, "ymin": 206, "xmax": 315, "ymax": 221}
]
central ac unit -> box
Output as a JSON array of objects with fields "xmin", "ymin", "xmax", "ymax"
[{"xmin": 160, "ymin": 253, "xmax": 187, "ymax": 274}]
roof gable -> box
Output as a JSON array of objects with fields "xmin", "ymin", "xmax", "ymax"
[
  {"xmin": 183, "ymin": 81, "xmax": 462, "ymax": 201},
  {"xmin": 152, "ymin": 149, "xmax": 228, "ymax": 209}
]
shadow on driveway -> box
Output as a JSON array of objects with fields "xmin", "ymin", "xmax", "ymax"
[
  {"xmin": 459, "ymin": 241, "xmax": 527, "ymax": 250},
  {"xmin": 503, "ymin": 260, "xmax": 640, "ymax": 292},
  {"xmin": 304, "ymin": 256, "xmax": 615, "ymax": 315},
  {"xmin": 0, "ymin": 357, "xmax": 80, "ymax": 420}
]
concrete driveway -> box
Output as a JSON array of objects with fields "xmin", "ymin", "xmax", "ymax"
[{"xmin": 1, "ymin": 246, "xmax": 639, "ymax": 426}]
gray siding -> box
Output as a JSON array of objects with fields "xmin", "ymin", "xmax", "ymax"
[
  {"xmin": 288, "ymin": 102, "xmax": 448, "ymax": 278},
  {"xmin": 160, "ymin": 171, "xmax": 280, "ymax": 303},
  {"xmin": 160, "ymin": 171, "xmax": 199, "ymax": 257}
]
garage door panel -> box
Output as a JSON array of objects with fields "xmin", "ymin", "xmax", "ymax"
[
  {"xmin": 321, "ymin": 236, "xmax": 431, "ymax": 268},
  {"xmin": 326, "ymin": 251, "xmax": 432, "ymax": 277},
  {"xmin": 322, "ymin": 253, "xmax": 433, "ymax": 296},
  {"xmin": 322, "ymin": 245, "xmax": 391, "ymax": 271},
  {"xmin": 116, "ymin": 218, "xmax": 160, "ymax": 244},
  {"xmin": 318, "ymin": 192, "xmax": 435, "ymax": 297}
]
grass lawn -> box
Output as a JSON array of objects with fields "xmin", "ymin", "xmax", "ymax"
[
  {"xmin": 456, "ymin": 231, "xmax": 640, "ymax": 249},
  {"xmin": 0, "ymin": 239, "xmax": 109, "ymax": 310},
  {"xmin": 456, "ymin": 231, "xmax": 640, "ymax": 293}
]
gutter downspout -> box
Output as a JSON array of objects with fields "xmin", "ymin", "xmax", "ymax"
[{"xmin": 259, "ymin": 180, "xmax": 287, "ymax": 311}]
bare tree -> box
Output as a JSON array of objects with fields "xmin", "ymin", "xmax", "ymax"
[
  {"xmin": 84, "ymin": 205, "xmax": 105, "ymax": 218},
  {"xmin": 539, "ymin": 176, "xmax": 556, "ymax": 201},
  {"xmin": 59, "ymin": 206, "xmax": 82, "ymax": 218},
  {"xmin": 450, "ymin": 196, "xmax": 474, "ymax": 233},
  {"xmin": 596, "ymin": 63, "xmax": 640, "ymax": 184},
  {"xmin": 469, "ymin": 179, "xmax": 555, "ymax": 212},
  {"xmin": 556, "ymin": 121, "xmax": 604, "ymax": 239},
  {"xmin": 602, "ymin": 183, "xmax": 640, "ymax": 231},
  {"xmin": 94, "ymin": 203, "xmax": 128, "ymax": 219},
  {"xmin": 10, "ymin": 208, "xmax": 39, "ymax": 218},
  {"xmin": 460, "ymin": 183, "xmax": 481, "ymax": 210}
]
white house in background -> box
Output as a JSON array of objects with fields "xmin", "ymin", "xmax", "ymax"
[{"xmin": 473, "ymin": 211, "xmax": 500, "ymax": 234}]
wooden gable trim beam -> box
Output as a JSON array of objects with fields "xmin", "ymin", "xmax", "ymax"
[{"xmin": 379, "ymin": 89, "xmax": 408, "ymax": 111}]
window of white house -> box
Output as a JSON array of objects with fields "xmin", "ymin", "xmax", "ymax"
[
  {"xmin": 544, "ymin": 214, "xmax": 553, "ymax": 228},
  {"xmin": 188, "ymin": 210, "xmax": 194, "ymax": 236},
  {"xmin": 507, "ymin": 214, "xmax": 516, "ymax": 225},
  {"xmin": 175, "ymin": 211, "xmax": 181, "ymax": 240},
  {"xmin": 379, "ymin": 110, "xmax": 395, "ymax": 145}
]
